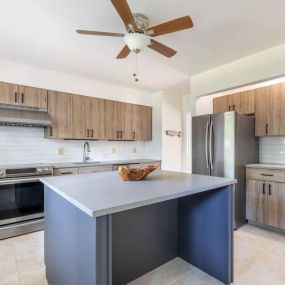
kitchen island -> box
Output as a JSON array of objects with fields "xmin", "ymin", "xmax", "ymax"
[{"xmin": 41, "ymin": 171, "xmax": 236, "ymax": 285}]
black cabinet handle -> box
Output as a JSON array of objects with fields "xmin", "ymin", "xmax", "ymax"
[
  {"xmin": 21, "ymin": 93, "xmax": 24, "ymax": 103},
  {"xmin": 60, "ymin": 172, "xmax": 73, "ymax": 175},
  {"xmin": 91, "ymin": 129, "xmax": 94, "ymax": 138},
  {"xmin": 116, "ymin": 131, "xmax": 120, "ymax": 139},
  {"xmin": 266, "ymin": 123, "xmax": 269, "ymax": 135},
  {"xmin": 132, "ymin": 131, "xmax": 136, "ymax": 140},
  {"xmin": 228, "ymin": 105, "xmax": 231, "ymax": 111},
  {"xmin": 262, "ymin": 183, "xmax": 266, "ymax": 195},
  {"xmin": 261, "ymin": 173, "xmax": 273, "ymax": 177},
  {"xmin": 15, "ymin": 92, "xmax": 18, "ymax": 103},
  {"xmin": 268, "ymin": 184, "xmax": 272, "ymax": 196},
  {"xmin": 233, "ymin": 105, "xmax": 236, "ymax": 111},
  {"xmin": 50, "ymin": 127, "xmax": 53, "ymax": 137},
  {"xmin": 120, "ymin": 131, "xmax": 123, "ymax": 139},
  {"xmin": 87, "ymin": 129, "xmax": 89, "ymax": 138}
]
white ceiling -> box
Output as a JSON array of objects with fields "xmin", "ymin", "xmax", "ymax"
[{"xmin": 0, "ymin": 0, "xmax": 285, "ymax": 91}]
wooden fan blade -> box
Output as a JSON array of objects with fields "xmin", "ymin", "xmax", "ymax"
[
  {"xmin": 76, "ymin": 30, "xmax": 124, "ymax": 37},
  {"xmin": 116, "ymin": 45, "xmax": 131, "ymax": 59},
  {"xmin": 111, "ymin": 0, "xmax": 137, "ymax": 29},
  {"xmin": 148, "ymin": 39, "xmax": 177, "ymax": 58},
  {"xmin": 147, "ymin": 16, "xmax": 193, "ymax": 37}
]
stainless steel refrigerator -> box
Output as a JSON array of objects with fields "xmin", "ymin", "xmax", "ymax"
[{"xmin": 192, "ymin": 111, "xmax": 258, "ymax": 228}]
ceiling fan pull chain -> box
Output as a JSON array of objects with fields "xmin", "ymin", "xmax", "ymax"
[{"xmin": 133, "ymin": 53, "xmax": 139, "ymax": 82}]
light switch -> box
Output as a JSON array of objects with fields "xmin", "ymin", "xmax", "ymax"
[
  {"xmin": 58, "ymin": 148, "xmax": 64, "ymax": 155},
  {"xmin": 112, "ymin": 148, "xmax": 116, "ymax": 154},
  {"xmin": 133, "ymin": 147, "xmax": 137, "ymax": 153}
]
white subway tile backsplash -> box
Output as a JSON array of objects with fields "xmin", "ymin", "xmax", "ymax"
[
  {"xmin": 0, "ymin": 126, "xmax": 148, "ymax": 165},
  {"xmin": 259, "ymin": 137, "xmax": 285, "ymax": 164}
]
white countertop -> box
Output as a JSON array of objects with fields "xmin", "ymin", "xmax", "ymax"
[
  {"xmin": 40, "ymin": 171, "xmax": 236, "ymax": 218},
  {"xmin": 246, "ymin": 163, "xmax": 285, "ymax": 170}
]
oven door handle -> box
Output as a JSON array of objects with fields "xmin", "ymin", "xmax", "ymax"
[{"xmin": 0, "ymin": 177, "xmax": 49, "ymax": 185}]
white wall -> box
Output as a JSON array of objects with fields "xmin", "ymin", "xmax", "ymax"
[
  {"xmin": 191, "ymin": 43, "xmax": 285, "ymax": 105},
  {"xmin": 159, "ymin": 81, "xmax": 191, "ymax": 172},
  {"xmin": 0, "ymin": 59, "xmax": 161, "ymax": 165}
]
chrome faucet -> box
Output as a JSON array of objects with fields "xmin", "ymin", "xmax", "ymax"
[{"xmin": 83, "ymin": 142, "xmax": 91, "ymax": 163}]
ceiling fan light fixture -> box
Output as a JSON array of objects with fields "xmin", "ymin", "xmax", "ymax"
[{"xmin": 124, "ymin": 33, "xmax": 150, "ymax": 53}]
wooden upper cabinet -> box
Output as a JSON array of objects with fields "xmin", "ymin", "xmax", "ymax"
[
  {"xmin": 72, "ymin": 95, "xmax": 88, "ymax": 139},
  {"xmin": 213, "ymin": 91, "xmax": 255, "ymax": 115},
  {"xmin": 0, "ymin": 82, "xmax": 18, "ymax": 105},
  {"xmin": 254, "ymin": 84, "xmax": 285, "ymax": 136},
  {"xmin": 18, "ymin": 86, "xmax": 48, "ymax": 110},
  {"xmin": 104, "ymin": 100, "xmax": 117, "ymax": 140},
  {"xmin": 140, "ymin": 106, "xmax": 152, "ymax": 141},
  {"xmin": 46, "ymin": 91, "xmax": 73, "ymax": 139},
  {"xmin": 213, "ymin": 96, "xmax": 229, "ymax": 113},
  {"xmin": 91, "ymin": 98, "xmax": 105, "ymax": 140},
  {"xmin": 240, "ymin": 90, "xmax": 254, "ymax": 115}
]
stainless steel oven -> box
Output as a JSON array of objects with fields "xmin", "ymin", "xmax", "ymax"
[{"xmin": 0, "ymin": 165, "xmax": 53, "ymax": 239}]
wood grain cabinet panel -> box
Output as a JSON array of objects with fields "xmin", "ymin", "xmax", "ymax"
[
  {"xmin": 254, "ymin": 86, "xmax": 271, "ymax": 136},
  {"xmin": 141, "ymin": 106, "xmax": 152, "ymax": 141},
  {"xmin": 213, "ymin": 96, "xmax": 229, "ymax": 113},
  {"xmin": 18, "ymin": 86, "xmax": 48, "ymax": 110},
  {"xmin": 104, "ymin": 100, "xmax": 117, "ymax": 140},
  {"xmin": 0, "ymin": 82, "xmax": 18, "ymax": 105},
  {"xmin": 240, "ymin": 90, "xmax": 255, "ymax": 115},
  {"xmin": 46, "ymin": 91, "xmax": 73, "ymax": 139},
  {"xmin": 246, "ymin": 179, "xmax": 267, "ymax": 224},
  {"xmin": 78, "ymin": 165, "xmax": 113, "ymax": 174},
  {"xmin": 72, "ymin": 95, "xmax": 88, "ymax": 139},
  {"xmin": 53, "ymin": 168, "xmax": 79, "ymax": 176},
  {"xmin": 266, "ymin": 182, "xmax": 285, "ymax": 230}
]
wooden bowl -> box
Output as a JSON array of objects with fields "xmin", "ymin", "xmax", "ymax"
[{"xmin": 118, "ymin": 165, "xmax": 158, "ymax": 181}]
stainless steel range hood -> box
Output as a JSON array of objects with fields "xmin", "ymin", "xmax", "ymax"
[{"xmin": 0, "ymin": 107, "xmax": 51, "ymax": 127}]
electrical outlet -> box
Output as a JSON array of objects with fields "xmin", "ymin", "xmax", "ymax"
[
  {"xmin": 112, "ymin": 148, "xmax": 116, "ymax": 154},
  {"xmin": 58, "ymin": 148, "xmax": 64, "ymax": 156},
  {"xmin": 133, "ymin": 147, "xmax": 137, "ymax": 153}
]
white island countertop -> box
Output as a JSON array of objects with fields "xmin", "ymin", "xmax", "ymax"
[{"xmin": 40, "ymin": 171, "xmax": 236, "ymax": 218}]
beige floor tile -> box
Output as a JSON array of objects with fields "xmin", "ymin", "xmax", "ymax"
[
  {"xmin": 128, "ymin": 268, "xmax": 174, "ymax": 285},
  {"xmin": 0, "ymin": 272, "xmax": 20, "ymax": 285},
  {"xmin": 159, "ymin": 257, "xmax": 194, "ymax": 281}
]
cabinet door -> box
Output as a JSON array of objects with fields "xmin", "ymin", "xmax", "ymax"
[
  {"xmin": 0, "ymin": 82, "xmax": 18, "ymax": 105},
  {"xmin": 269, "ymin": 83, "xmax": 285, "ymax": 136},
  {"xmin": 132, "ymin": 104, "xmax": 142, "ymax": 140},
  {"xmin": 121, "ymin": 103, "xmax": 133, "ymax": 140},
  {"xmin": 227, "ymin": 93, "xmax": 241, "ymax": 112},
  {"xmin": 46, "ymin": 91, "xmax": 73, "ymax": 139},
  {"xmin": 246, "ymin": 179, "xmax": 267, "ymax": 224},
  {"xmin": 18, "ymin": 86, "xmax": 48, "ymax": 110},
  {"xmin": 213, "ymin": 96, "xmax": 229, "ymax": 113},
  {"xmin": 72, "ymin": 95, "xmax": 88, "ymax": 139},
  {"xmin": 78, "ymin": 165, "xmax": 113, "ymax": 174},
  {"xmin": 240, "ymin": 90, "xmax": 255, "ymax": 115},
  {"xmin": 267, "ymin": 182, "xmax": 285, "ymax": 230},
  {"xmin": 104, "ymin": 100, "xmax": 117, "ymax": 140},
  {"xmin": 255, "ymin": 87, "xmax": 271, "ymax": 136},
  {"xmin": 92, "ymin": 98, "xmax": 105, "ymax": 140},
  {"xmin": 140, "ymin": 106, "xmax": 152, "ymax": 141}
]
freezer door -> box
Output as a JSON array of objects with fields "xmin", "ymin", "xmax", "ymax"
[
  {"xmin": 210, "ymin": 112, "xmax": 236, "ymax": 178},
  {"xmin": 192, "ymin": 115, "xmax": 211, "ymax": 175}
]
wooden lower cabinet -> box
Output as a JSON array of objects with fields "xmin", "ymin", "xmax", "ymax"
[
  {"xmin": 266, "ymin": 182, "xmax": 285, "ymax": 230},
  {"xmin": 246, "ymin": 178, "xmax": 285, "ymax": 231},
  {"xmin": 78, "ymin": 165, "xmax": 113, "ymax": 174},
  {"xmin": 246, "ymin": 179, "xmax": 267, "ymax": 224},
  {"xmin": 53, "ymin": 168, "xmax": 79, "ymax": 176}
]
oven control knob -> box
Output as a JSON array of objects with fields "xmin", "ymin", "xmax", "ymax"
[{"xmin": 0, "ymin": 169, "xmax": 5, "ymax": 177}]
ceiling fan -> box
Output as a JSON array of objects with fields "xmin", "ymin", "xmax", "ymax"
[{"xmin": 76, "ymin": 0, "xmax": 194, "ymax": 59}]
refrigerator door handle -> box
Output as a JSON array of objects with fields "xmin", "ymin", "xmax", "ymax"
[
  {"xmin": 209, "ymin": 121, "xmax": 214, "ymax": 169},
  {"xmin": 205, "ymin": 121, "xmax": 209, "ymax": 169}
]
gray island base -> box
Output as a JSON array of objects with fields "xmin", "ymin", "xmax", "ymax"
[{"xmin": 41, "ymin": 171, "xmax": 236, "ymax": 285}]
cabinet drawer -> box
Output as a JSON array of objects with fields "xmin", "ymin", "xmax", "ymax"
[
  {"xmin": 246, "ymin": 168, "xmax": 285, "ymax": 183},
  {"xmin": 78, "ymin": 165, "xmax": 113, "ymax": 174},
  {"xmin": 53, "ymin": 168, "xmax": 79, "ymax": 176}
]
